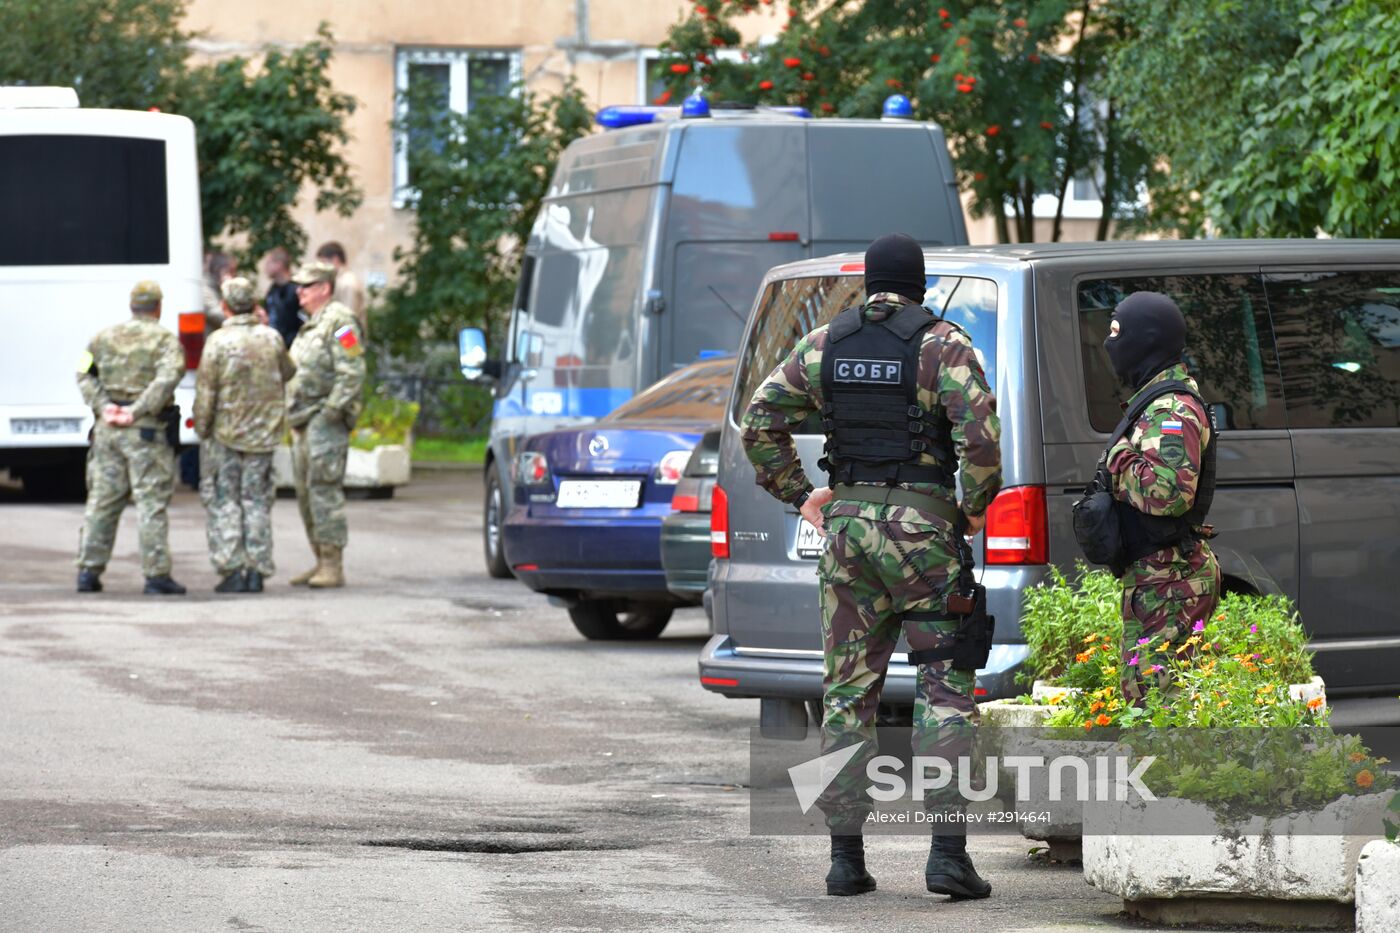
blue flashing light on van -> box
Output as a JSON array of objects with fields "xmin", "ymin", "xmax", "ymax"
[
  {"xmin": 595, "ymin": 105, "xmax": 665, "ymax": 129},
  {"xmin": 681, "ymin": 94, "xmax": 710, "ymax": 119},
  {"xmin": 883, "ymin": 94, "xmax": 914, "ymax": 119}
]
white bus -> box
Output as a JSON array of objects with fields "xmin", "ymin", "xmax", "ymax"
[{"xmin": 0, "ymin": 87, "xmax": 204, "ymax": 497}]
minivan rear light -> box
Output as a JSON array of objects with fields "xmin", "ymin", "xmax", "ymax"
[
  {"xmin": 710, "ymin": 484, "xmax": 730, "ymax": 558},
  {"xmin": 984, "ymin": 485, "xmax": 1048, "ymax": 565},
  {"xmin": 178, "ymin": 312, "xmax": 205, "ymax": 369}
]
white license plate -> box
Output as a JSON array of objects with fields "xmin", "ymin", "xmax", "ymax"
[
  {"xmin": 555, "ymin": 479, "xmax": 642, "ymax": 509},
  {"xmin": 11, "ymin": 418, "xmax": 81, "ymax": 435},
  {"xmin": 795, "ymin": 520, "xmax": 826, "ymax": 559}
]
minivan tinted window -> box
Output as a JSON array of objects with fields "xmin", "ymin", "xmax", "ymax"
[
  {"xmin": 1265, "ymin": 271, "xmax": 1400, "ymax": 428},
  {"xmin": 734, "ymin": 273, "xmax": 999, "ymax": 429},
  {"xmin": 609, "ymin": 359, "xmax": 734, "ymax": 423},
  {"xmin": 1077, "ymin": 274, "xmax": 1286, "ymax": 432},
  {"xmin": 0, "ymin": 135, "xmax": 169, "ymax": 266}
]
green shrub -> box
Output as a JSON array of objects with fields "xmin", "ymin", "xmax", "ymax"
[
  {"xmin": 1019, "ymin": 563, "xmax": 1121, "ymax": 687},
  {"xmin": 351, "ymin": 395, "xmax": 420, "ymax": 450}
]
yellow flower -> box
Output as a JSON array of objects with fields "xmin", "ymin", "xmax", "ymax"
[
  {"xmin": 1083, "ymin": 633, "xmax": 1101, "ymax": 644},
  {"xmin": 1218, "ymin": 700, "xmax": 1230, "ymax": 708},
  {"xmin": 1107, "ymin": 699, "xmax": 1121, "ymax": 711},
  {"xmin": 1263, "ymin": 657, "xmax": 1274, "ymax": 664},
  {"xmin": 1175, "ymin": 642, "xmax": 1192, "ymax": 655},
  {"xmin": 1098, "ymin": 687, "xmax": 1116, "ymax": 699},
  {"xmin": 1160, "ymin": 642, "xmax": 1172, "ymax": 653},
  {"xmin": 1349, "ymin": 752, "xmax": 1366, "ymax": 764},
  {"xmin": 1256, "ymin": 685, "xmax": 1273, "ymax": 694},
  {"xmin": 1049, "ymin": 692, "xmax": 1068, "ymax": 705}
]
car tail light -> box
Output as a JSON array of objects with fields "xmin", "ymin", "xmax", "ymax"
[
  {"xmin": 655, "ymin": 450, "xmax": 690, "ymax": 485},
  {"xmin": 514, "ymin": 451, "xmax": 549, "ymax": 485},
  {"xmin": 671, "ymin": 477, "xmax": 701, "ymax": 512},
  {"xmin": 984, "ymin": 485, "xmax": 1048, "ymax": 565},
  {"xmin": 178, "ymin": 312, "xmax": 205, "ymax": 369},
  {"xmin": 710, "ymin": 484, "xmax": 729, "ymax": 558}
]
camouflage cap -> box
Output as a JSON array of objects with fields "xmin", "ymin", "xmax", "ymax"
[
  {"xmin": 221, "ymin": 275, "xmax": 256, "ymax": 312},
  {"xmin": 130, "ymin": 280, "xmax": 163, "ymax": 310},
  {"xmin": 291, "ymin": 260, "xmax": 337, "ymax": 286}
]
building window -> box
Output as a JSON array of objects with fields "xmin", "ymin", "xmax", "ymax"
[{"xmin": 394, "ymin": 47, "xmax": 522, "ymax": 203}]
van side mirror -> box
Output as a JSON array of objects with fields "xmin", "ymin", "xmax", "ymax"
[
  {"xmin": 458, "ymin": 327, "xmax": 500, "ymax": 383},
  {"xmin": 1208, "ymin": 402, "xmax": 1233, "ymax": 432},
  {"xmin": 644, "ymin": 289, "xmax": 665, "ymax": 315}
]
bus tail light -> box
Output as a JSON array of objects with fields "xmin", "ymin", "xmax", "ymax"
[
  {"xmin": 178, "ymin": 312, "xmax": 205, "ymax": 369},
  {"xmin": 710, "ymin": 484, "xmax": 729, "ymax": 558},
  {"xmin": 984, "ymin": 485, "xmax": 1048, "ymax": 565}
]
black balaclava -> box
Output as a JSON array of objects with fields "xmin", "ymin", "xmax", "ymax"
[
  {"xmin": 864, "ymin": 233, "xmax": 926, "ymax": 304},
  {"xmin": 1104, "ymin": 291, "xmax": 1187, "ymax": 391}
]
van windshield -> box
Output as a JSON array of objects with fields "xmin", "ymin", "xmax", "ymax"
[{"xmin": 733, "ymin": 273, "xmax": 998, "ymax": 430}]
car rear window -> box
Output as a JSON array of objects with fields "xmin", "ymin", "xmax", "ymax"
[
  {"xmin": 1077, "ymin": 273, "xmax": 1287, "ymax": 432},
  {"xmin": 0, "ymin": 135, "xmax": 169, "ymax": 265},
  {"xmin": 733, "ymin": 273, "xmax": 999, "ymax": 430},
  {"xmin": 608, "ymin": 358, "xmax": 735, "ymax": 422},
  {"xmin": 1264, "ymin": 270, "xmax": 1400, "ymax": 428}
]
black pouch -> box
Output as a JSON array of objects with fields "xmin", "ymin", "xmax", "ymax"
[
  {"xmin": 1073, "ymin": 461, "xmax": 1124, "ymax": 571},
  {"xmin": 139, "ymin": 427, "xmax": 157, "ymax": 442},
  {"xmin": 950, "ymin": 584, "xmax": 996, "ymax": 670},
  {"xmin": 158, "ymin": 405, "xmax": 181, "ymax": 449}
]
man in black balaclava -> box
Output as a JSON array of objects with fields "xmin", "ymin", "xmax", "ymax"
[
  {"xmin": 864, "ymin": 232, "xmax": 928, "ymax": 304},
  {"xmin": 1101, "ymin": 291, "xmax": 1221, "ymax": 707},
  {"xmin": 1104, "ymin": 291, "xmax": 1187, "ymax": 390},
  {"xmin": 738, "ymin": 233, "xmax": 1002, "ymax": 901}
]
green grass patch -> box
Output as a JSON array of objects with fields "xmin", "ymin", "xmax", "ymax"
[{"xmin": 412, "ymin": 436, "xmax": 489, "ymax": 465}]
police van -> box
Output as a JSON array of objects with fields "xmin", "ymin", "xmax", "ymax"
[
  {"xmin": 0, "ymin": 88, "xmax": 203, "ymax": 497},
  {"xmin": 702, "ymin": 240, "xmax": 1400, "ymax": 732},
  {"xmin": 460, "ymin": 95, "xmax": 967, "ymax": 577}
]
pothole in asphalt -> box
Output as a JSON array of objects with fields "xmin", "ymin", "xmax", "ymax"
[{"xmin": 362, "ymin": 836, "xmax": 628, "ymax": 854}]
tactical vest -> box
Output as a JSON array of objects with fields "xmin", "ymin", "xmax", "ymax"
[{"xmin": 817, "ymin": 302, "xmax": 957, "ymax": 487}]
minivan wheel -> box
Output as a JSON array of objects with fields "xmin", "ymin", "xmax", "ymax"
[
  {"xmin": 568, "ymin": 601, "xmax": 673, "ymax": 641},
  {"xmin": 482, "ymin": 463, "xmax": 512, "ymax": 579}
]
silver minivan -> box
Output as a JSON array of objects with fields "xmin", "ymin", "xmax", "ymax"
[
  {"xmin": 701, "ymin": 240, "xmax": 1400, "ymax": 730},
  {"xmin": 461, "ymin": 104, "xmax": 967, "ymax": 577}
]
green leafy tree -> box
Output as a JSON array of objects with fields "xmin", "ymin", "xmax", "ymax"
[
  {"xmin": 377, "ymin": 82, "xmax": 591, "ymax": 356},
  {"xmin": 0, "ymin": 2, "xmax": 360, "ymax": 262},
  {"xmin": 1210, "ymin": 0, "xmax": 1400, "ymax": 237},
  {"xmin": 181, "ymin": 26, "xmax": 361, "ymax": 261},
  {"xmin": 660, "ymin": 0, "xmax": 1155, "ymax": 242},
  {"xmin": 0, "ymin": 0, "xmax": 189, "ymax": 110}
]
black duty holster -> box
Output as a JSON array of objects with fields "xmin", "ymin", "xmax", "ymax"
[
  {"xmin": 906, "ymin": 515, "xmax": 995, "ymax": 671},
  {"xmin": 158, "ymin": 404, "xmax": 181, "ymax": 450}
]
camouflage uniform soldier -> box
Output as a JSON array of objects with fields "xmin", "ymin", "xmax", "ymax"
[
  {"xmin": 285, "ymin": 260, "xmax": 365, "ymax": 588},
  {"xmin": 1103, "ymin": 292, "xmax": 1220, "ymax": 704},
  {"xmin": 74, "ymin": 281, "xmax": 187, "ymax": 595},
  {"xmin": 194, "ymin": 276, "xmax": 296, "ymax": 593},
  {"xmin": 741, "ymin": 234, "xmax": 1001, "ymax": 900}
]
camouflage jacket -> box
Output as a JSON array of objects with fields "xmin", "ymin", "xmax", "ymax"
[
  {"xmin": 1108, "ymin": 363, "xmax": 1216, "ymax": 588},
  {"xmin": 193, "ymin": 313, "xmax": 296, "ymax": 453},
  {"xmin": 286, "ymin": 300, "xmax": 365, "ymax": 429},
  {"xmin": 740, "ymin": 293, "xmax": 1002, "ymax": 527},
  {"xmin": 76, "ymin": 315, "xmax": 184, "ymax": 429}
]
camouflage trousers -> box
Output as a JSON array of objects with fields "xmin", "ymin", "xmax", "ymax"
[
  {"xmin": 199, "ymin": 439, "xmax": 275, "ymax": 576},
  {"xmin": 76, "ymin": 423, "xmax": 175, "ymax": 578},
  {"xmin": 291, "ymin": 409, "xmax": 349, "ymax": 549},
  {"xmin": 815, "ymin": 512, "xmax": 977, "ymax": 829},
  {"xmin": 1119, "ymin": 542, "xmax": 1222, "ymax": 705}
]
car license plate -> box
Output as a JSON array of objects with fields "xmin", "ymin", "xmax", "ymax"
[
  {"xmin": 795, "ymin": 520, "xmax": 826, "ymax": 559},
  {"xmin": 11, "ymin": 417, "xmax": 81, "ymax": 435},
  {"xmin": 556, "ymin": 479, "xmax": 642, "ymax": 509}
]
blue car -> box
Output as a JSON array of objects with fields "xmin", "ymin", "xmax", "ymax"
[{"xmin": 502, "ymin": 357, "xmax": 734, "ymax": 640}]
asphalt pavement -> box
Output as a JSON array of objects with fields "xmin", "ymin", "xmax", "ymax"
[{"xmin": 1, "ymin": 470, "xmax": 1257, "ymax": 931}]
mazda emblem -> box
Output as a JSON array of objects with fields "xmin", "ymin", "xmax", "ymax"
[{"xmin": 588, "ymin": 436, "xmax": 609, "ymax": 457}]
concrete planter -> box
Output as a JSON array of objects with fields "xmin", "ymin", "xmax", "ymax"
[
  {"xmin": 1356, "ymin": 839, "xmax": 1400, "ymax": 933},
  {"xmin": 271, "ymin": 443, "xmax": 412, "ymax": 490},
  {"xmin": 1014, "ymin": 735, "xmax": 1121, "ymax": 861},
  {"xmin": 1083, "ymin": 790, "xmax": 1392, "ymax": 928}
]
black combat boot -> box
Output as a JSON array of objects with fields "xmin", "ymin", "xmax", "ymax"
[
  {"xmin": 826, "ymin": 832, "xmax": 877, "ymax": 896},
  {"xmin": 76, "ymin": 569, "xmax": 102, "ymax": 593},
  {"xmin": 243, "ymin": 570, "xmax": 264, "ymax": 593},
  {"xmin": 214, "ymin": 572, "xmax": 247, "ymax": 593},
  {"xmin": 143, "ymin": 575, "xmax": 187, "ymax": 595},
  {"xmin": 925, "ymin": 828, "xmax": 991, "ymax": 900}
]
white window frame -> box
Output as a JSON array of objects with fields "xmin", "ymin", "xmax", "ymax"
[
  {"xmin": 393, "ymin": 47, "xmax": 523, "ymax": 207},
  {"xmin": 635, "ymin": 47, "xmax": 746, "ymax": 105}
]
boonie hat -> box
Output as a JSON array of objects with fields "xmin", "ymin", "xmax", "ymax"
[
  {"xmin": 130, "ymin": 280, "xmax": 163, "ymax": 310},
  {"xmin": 221, "ymin": 276, "xmax": 256, "ymax": 312},
  {"xmin": 291, "ymin": 260, "xmax": 337, "ymax": 286}
]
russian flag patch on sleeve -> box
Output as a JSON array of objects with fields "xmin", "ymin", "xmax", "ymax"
[
  {"xmin": 1161, "ymin": 419, "xmax": 1184, "ymax": 435},
  {"xmin": 335, "ymin": 324, "xmax": 362, "ymax": 357}
]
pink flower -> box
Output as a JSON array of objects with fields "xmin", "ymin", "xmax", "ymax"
[
  {"xmin": 1146, "ymin": 664, "xmax": 1163, "ymax": 674},
  {"xmin": 1193, "ymin": 620, "xmax": 1205, "ymax": 632},
  {"xmin": 1128, "ymin": 654, "xmax": 1140, "ymax": 666},
  {"xmin": 1249, "ymin": 624, "xmax": 1258, "ymax": 634},
  {"xmin": 1137, "ymin": 637, "xmax": 1150, "ymax": 646}
]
